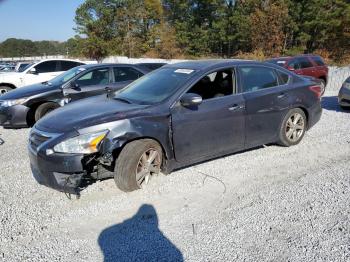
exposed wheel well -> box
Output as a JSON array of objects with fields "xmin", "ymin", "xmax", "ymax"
[{"xmin": 112, "ymin": 137, "xmax": 168, "ymax": 168}]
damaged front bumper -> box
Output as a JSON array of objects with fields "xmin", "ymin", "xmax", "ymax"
[{"xmin": 28, "ymin": 127, "xmax": 94, "ymax": 195}]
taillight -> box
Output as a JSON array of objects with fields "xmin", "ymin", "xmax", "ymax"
[{"xmin": 309, "ymin": 85, "xmax": 322, "ymax": 98}]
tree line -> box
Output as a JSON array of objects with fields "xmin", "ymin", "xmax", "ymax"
[{"xmin": 1, "ymin": 0, "xmax": 350, "ymax": 63}]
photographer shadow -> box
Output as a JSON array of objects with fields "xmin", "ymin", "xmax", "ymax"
[{"xmin": 98, "ymin": 204, "xmax": 183, "ymax": 262}]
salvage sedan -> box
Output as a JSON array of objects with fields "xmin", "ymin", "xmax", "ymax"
[
  {"xmin": 0, "ymin": 63, "xmax": 153, "ymax": 128},
  {"xmin": 28, "ymin": 60, "xmax": 322, "ymax": 195},
  {"xmin": 338, "ymin": 76, "xmax": 350, "ymax": 109}
]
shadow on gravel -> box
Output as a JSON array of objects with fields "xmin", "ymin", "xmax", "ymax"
[
  {"xmin": 98, "ymin": 204, "xmax": 183, "ymax": 262},
  {"xmin": 322, "ymin": 96, "xmax": 349, "ymax": 112}
]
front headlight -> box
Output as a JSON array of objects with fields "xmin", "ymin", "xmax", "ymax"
[
  {"xmin": 2, "ymin": 98, "xmax": 28, "ymax": 107},
  {"xmin": 53, "ymin": 130, "xmax": 108, "ymax": 154}
]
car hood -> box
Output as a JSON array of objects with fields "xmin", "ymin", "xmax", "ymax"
[
  {"xmin": 0, "ymin": 83, "xmax": 58, "ymax": 100},
  {"xmin": 36, "ymin": 95, "xmax": 150, "ymax": 132}
]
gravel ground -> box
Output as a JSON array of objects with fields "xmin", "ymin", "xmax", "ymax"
[{"xmin": 0, "ymin": 90, "xmax": 349, "ymax": 262}]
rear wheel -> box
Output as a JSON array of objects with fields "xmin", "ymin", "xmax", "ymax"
[
  {"xmin": 114, "ymin": 139, "xmax": 163, "ymax": 192},
  {"xmin": 34, "ymin": 102, "xmax": 59, "ymax": 122},
  {"xmin": 319, "ymin": 79, "xmax": 326, "ymax": 96},
  {"xmin": 0, "ymin": 86, "xmax": 12, "ymax": 95},
  {"xmin": 278, "ymin": 108, "xmax": 307, "ymax": 147}
]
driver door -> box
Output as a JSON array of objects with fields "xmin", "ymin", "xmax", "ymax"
[
  {"xmin": 64, "ymin": 67, "xmax": 111, "ymax": 101},
  {"xmin": 171, "ymin": 69, "xmax": 246, "ymax": 163}
]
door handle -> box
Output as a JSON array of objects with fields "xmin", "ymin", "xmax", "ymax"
[
  {"xmin": 277, "ymin": 93, "xmax": 287, "ymax": 99},
  {"xmin": 228, "ymin": 104, "xmax": 245, "ymax": 111}
]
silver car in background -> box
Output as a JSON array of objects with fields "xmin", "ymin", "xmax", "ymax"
[{"xmin": 338, "ymin": 77, "xmax": 350, "ymax": 109}]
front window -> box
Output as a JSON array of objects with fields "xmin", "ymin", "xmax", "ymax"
[
  {"xmin": 187, "ymin": 70, "xmax": 235, "ymax": 100},
  {"xmin": 49, "ymin": 67, "xmax": 87, "ymax": 85},
  {"xmin": 114, "ymin": 68, "xmax": 194, "ymax": 105}
]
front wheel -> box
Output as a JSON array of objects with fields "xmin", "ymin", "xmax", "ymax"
[
  {"xmin": 114, "ymin": 139, "xmax": 163, "ymax": 192},
  {"xmin": 278, "ymin": 108, "xmax": 307, "ymax": 147},
  {"xmin": 0, "ymin": 86, "xmax": 12, "ymax": 95},
  {"xmin": 34, "ymin": 102, "xmax": 59, "ymax": 122}
]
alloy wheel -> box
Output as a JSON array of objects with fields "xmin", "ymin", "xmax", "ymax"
[
  {"xmin": 285, "ymin": 113, "xmax": 305, "ymax": 143},
  {"xmin": 135, "ymin": 148, "xmax": 161, "ymax": 188}
]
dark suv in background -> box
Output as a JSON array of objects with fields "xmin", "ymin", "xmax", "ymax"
[{"xmin": 266, "ymin": 55, "xmax": 329, "ymax": 95}]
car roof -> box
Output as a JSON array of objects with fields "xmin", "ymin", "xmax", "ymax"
[
  {"xmin": 78, "ymin": 63, "xmax": 144, "ymax": 69},
  {"xmin": 164, "ymin": 59, "xmax": 274, "ymax": 71}
]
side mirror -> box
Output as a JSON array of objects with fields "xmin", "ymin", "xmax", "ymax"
[
  {"xmin": 28, "ymin": 68, "xmax": 37, "ymax": 74},
  {"xmin": 180, "ymin": 93, "xmax": 202, "ymax": 107},
  {"xmin": 69, "ymin": 81, "xmax": 80, "ymax": 90}
]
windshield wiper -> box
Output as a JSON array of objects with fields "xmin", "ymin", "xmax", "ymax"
[{"xmin": 114, "ymin": 97, "xmax": 132, "ymax": 104}]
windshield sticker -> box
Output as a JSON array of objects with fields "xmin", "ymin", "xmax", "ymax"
[
  {"xmin": 277, "ymin": 61, "xmax": 286, "ymax": 64},
  {"xmin": 175, "ymin": 69, "xmax": 194, "ymax": 74},
  {"xmin": 78, "ymin": 68, "xmax": 86, "ymax": 72}
]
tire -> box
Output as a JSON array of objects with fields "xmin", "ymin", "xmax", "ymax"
[
  {"xmin": 340, "ymin": 105, "xmax": 350, "ymax": 110},
  {"xmin": 34, "ymin": 102, "xmax": 59, "ymax": 122},
  {"xmin": 114, "ymin": 139, "xmax": 163, "ymax": 192},
  {"xmin": 278, "ymin": 108, "xmax": 307, "ymax": 147},
  {"xmin": 319, "ymin": 79, "xmax": 326, "ymax": 96},
  {"xmin": 0, "ymin": 86, "xmax": 13, "ymax": 95}
]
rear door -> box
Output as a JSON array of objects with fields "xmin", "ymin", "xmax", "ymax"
[
  {"xmin": 109, "ymin": 66, "xmax": 144, "ymax": 92},
  {"xmin": 297, "ymin": 57, "xmax": 316, "ymax": 78},
  {"xmin": 237, "ymin": 65, "xmax": 292, "ymax": 147},
  {"xmin": 64, "ymin": 67, "xmax": 111, "ymax": 101},
  {"xmin": 171, "ymin": 68, "xmax": 245, "ymax": 163}
]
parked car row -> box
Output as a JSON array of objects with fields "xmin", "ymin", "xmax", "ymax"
[
  {"xmin": 0, "ymin": 63, "xmax": 163, "ymax": 128},
  {"xmin": 266, "ymin": 54, "xmax": 329, "ymax": 95},
  {"xmin": 0, "ymin": 59, "xmax": 86, "ymax": 93},
  {"xmin": 7, "ymin": 59, "xmax": 321, "ymax": 196}
]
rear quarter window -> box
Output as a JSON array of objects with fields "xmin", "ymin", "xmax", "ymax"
[{"xmin": 312, "ymin": 57, "xmax": 325, "ymax": 66}]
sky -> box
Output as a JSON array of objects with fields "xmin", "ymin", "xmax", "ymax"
[{"xmin": 0, "ymin": 0, "xmax": 85, "ymax": 42}]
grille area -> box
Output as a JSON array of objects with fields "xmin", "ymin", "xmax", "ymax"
[{"xmin": 29, "ymin": 131, "xmax": 52, "ymax": 152}]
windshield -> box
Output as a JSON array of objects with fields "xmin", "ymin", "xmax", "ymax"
[
  {"xmin": 114, "ymin": 68, "xmax": 195, "ymax": 105},
  {"xmin": 48, "ymin": 66, "xmax": 86, "ymax": 85},
  {"xmin": 17, "ymin": 63, "xmax": 32, "ymax": 72}
]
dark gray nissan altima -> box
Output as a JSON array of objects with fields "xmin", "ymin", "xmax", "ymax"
[{"xmin": 28, "ymin": 60, "xmax": 322, "ymax": 195}]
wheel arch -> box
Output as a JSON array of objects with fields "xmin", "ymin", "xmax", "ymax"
[
  {"xmin": 0, "ymin": 83, "xmax": 17, "ymax": 90},
  {"xmin": 26, "ymin": 100, "xmax": 60, "ymax": 126}
]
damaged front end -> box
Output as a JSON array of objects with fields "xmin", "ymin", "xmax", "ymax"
[{"xmin": 28, "ymin": 127, "xmax": 114, "ymax": 196}]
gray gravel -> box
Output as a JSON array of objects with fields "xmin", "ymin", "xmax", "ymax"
[{"xmin": 0, "ymin": 90, "xmax": 349, "ymax": 262}]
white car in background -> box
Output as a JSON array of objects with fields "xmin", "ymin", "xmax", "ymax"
[{"xmin": 0, "ymin": 59, "xmax": 86, "ymax": 94}]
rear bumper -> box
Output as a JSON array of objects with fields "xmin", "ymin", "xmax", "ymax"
[
  {"xmin": 338, "ymin": 86, "xmax": 350, "ymax": 107},
  {"xmin": 0, "ymin": 104, "xmax": 29, "ymax": 128},
  {"xmin": 307, "ymin": 101, "xmax": 322, "ymax": 130}
]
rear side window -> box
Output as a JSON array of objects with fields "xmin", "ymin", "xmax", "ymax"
[
  {"xmin": 113, "ymin": 67, "xmax": 143, "ymax": 82},
  {"xmin": 34, "ymin": 61, "xmax": 59, "ymax": 73},
  {"xmin": 60, "ymin": 61, "xmax": 84, "ymax": 71},
  {"xmin": 239, "ymin": 66, "xmax": 279, "ymax": 92},
  {"xmin": 312, "ymin": 56, "xmax": 325, "ymax": 66},
  {"xmin": 298, "ymin": 57, "xmax": 313, "ymax": 69}
]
